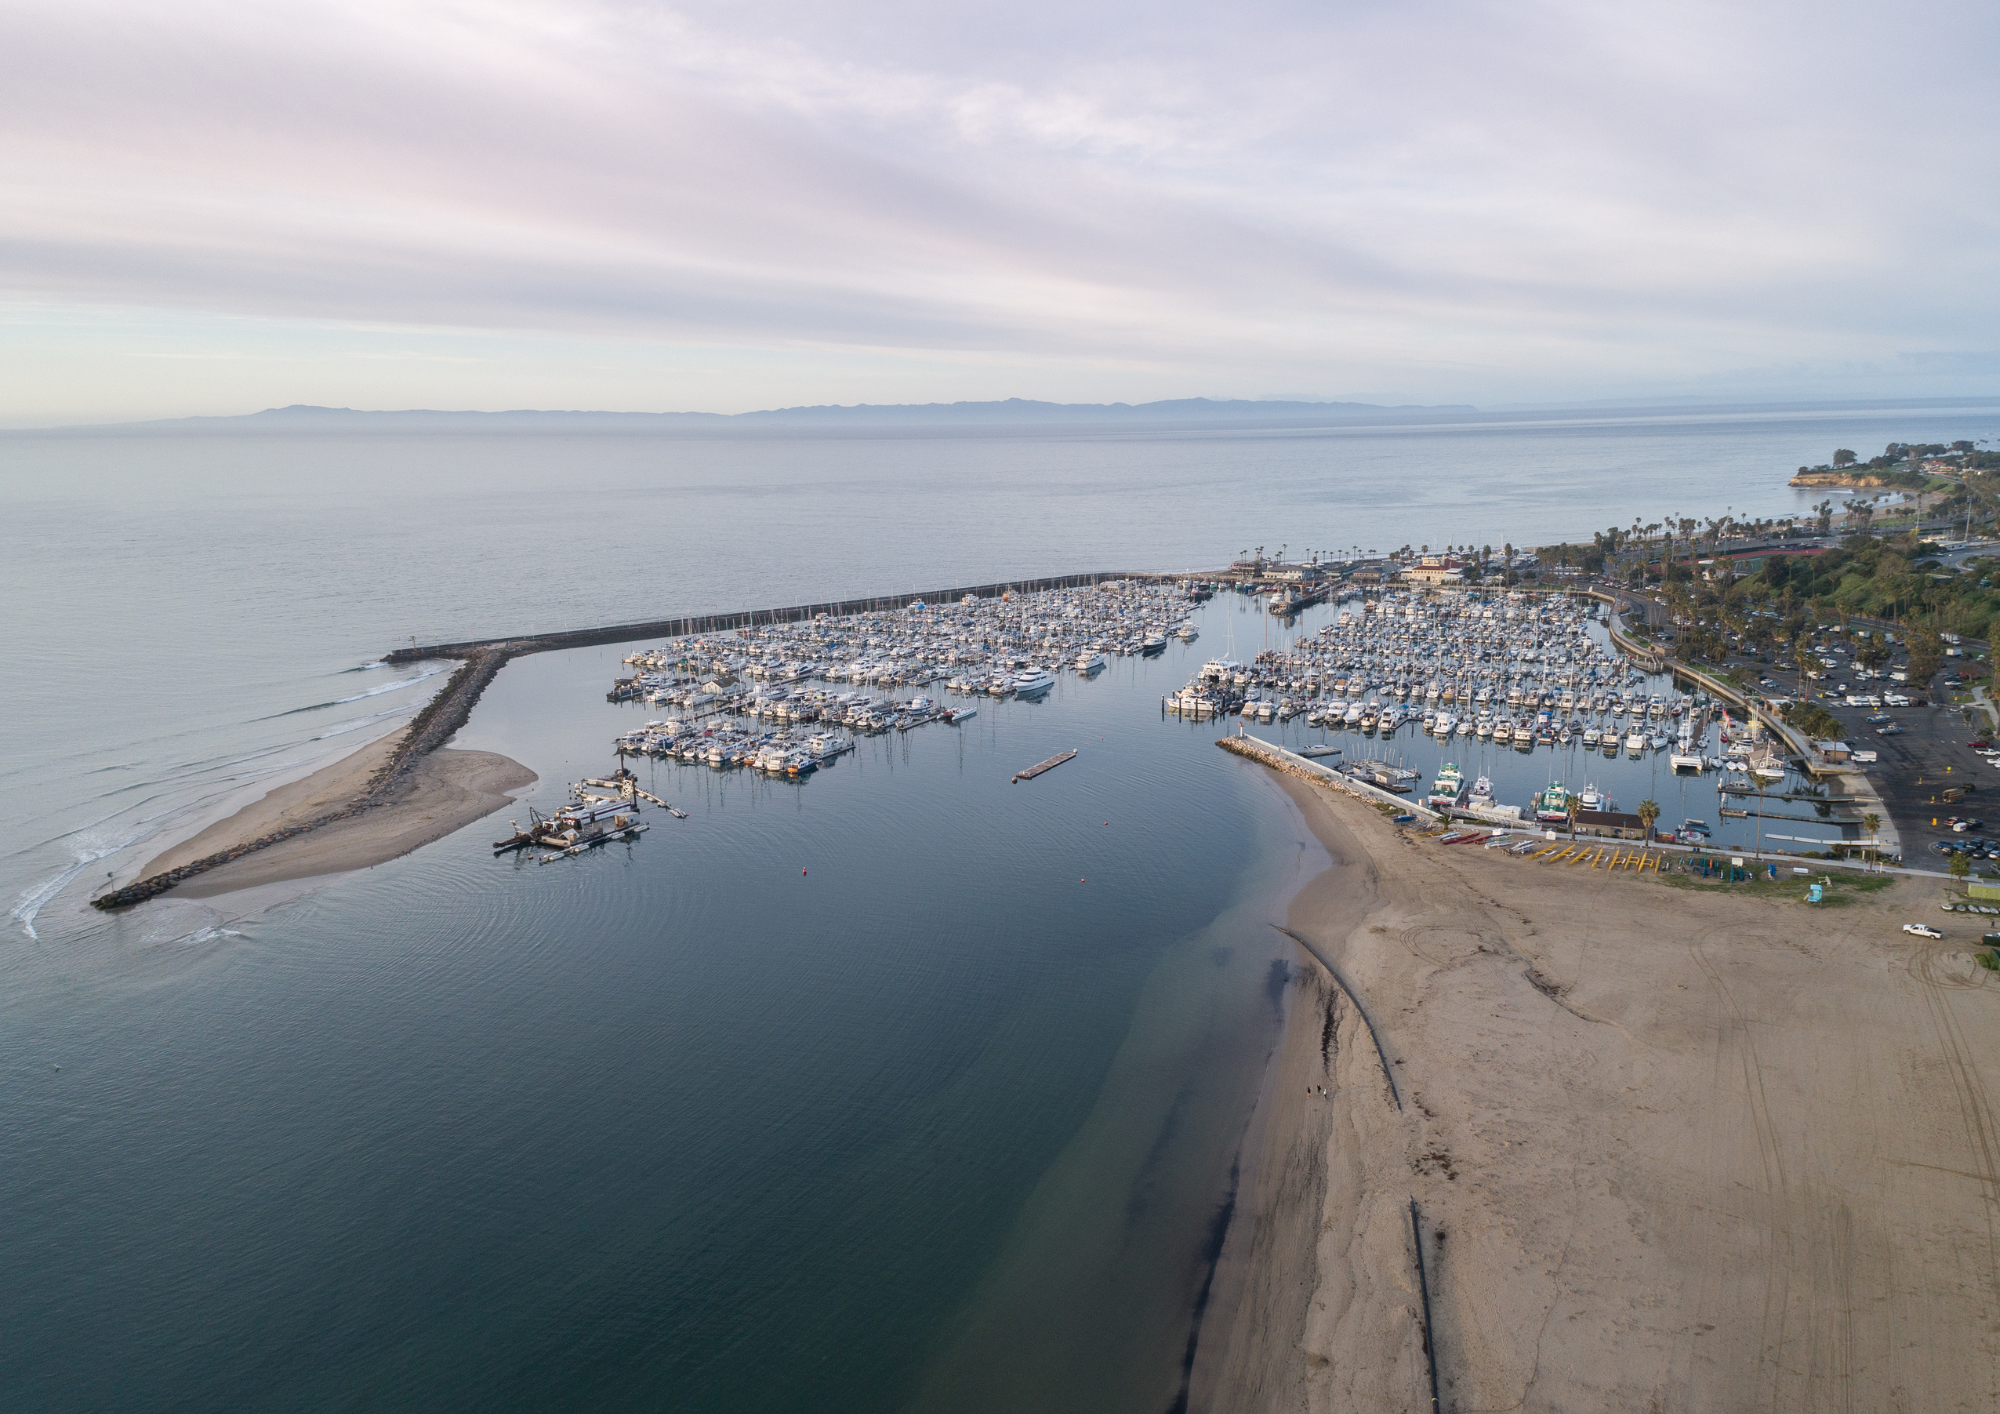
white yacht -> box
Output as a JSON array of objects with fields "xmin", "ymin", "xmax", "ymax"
[
  {"xmin": 1074, "ymin": 651, "xmax": 1108, "ymax": 675},
  {"xmin": 1012, "ymin": 668, "xmax": 1056, "ymax": 696}
]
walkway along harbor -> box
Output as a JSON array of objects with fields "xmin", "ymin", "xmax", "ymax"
[{"xmin": 91, "ymin": 571, "xmax": 1145, "ymax": 908}]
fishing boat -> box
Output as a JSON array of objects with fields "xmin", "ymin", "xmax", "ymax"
[
  {"xmin": 1427, "ymin": 763, "xmax": 1468, "ymax": 809},
  {"xmin": 1534, "ymin": 782, "xmax": 1572, "ymax": 823}
]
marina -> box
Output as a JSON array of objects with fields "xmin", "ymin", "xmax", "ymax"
[
  {"xmin": 1160, "ymin": 588, "xmax": 1860, "ymax": 854},
  {"xmin": 599, "ymin": 580, "xmax": 1198, "ymax": 778},
  {"xmin": 564, "ymin": 578, "xmax": 1863, "ymax": 861}
]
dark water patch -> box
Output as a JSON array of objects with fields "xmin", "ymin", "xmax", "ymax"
[
  {"xmin": 1163, "ymin": 1158, "xmax": 1241, "ymax": 1414},
  {"xmin": 1265, "ymin": 956, "xmax": 1292, "ymax": 1008}
]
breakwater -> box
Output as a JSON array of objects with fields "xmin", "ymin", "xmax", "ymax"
[
  {"xmin": 1217, "ymin": 732, "xmax": 1443, "ymax": 823},
  {"xmin": 95, "ymin": 571, "xmax": 1142, "ymax": 909},
  {"xmin": 381, "ymin": 571, "xmax": 1150, "ymax": 664}
]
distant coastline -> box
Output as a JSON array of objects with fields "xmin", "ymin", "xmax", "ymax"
[{"xmin": 24, "ymin": 392, "xmax": 2000, "ymax": 439}]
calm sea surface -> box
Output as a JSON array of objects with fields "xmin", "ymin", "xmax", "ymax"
[{"xmin": 4, "ymin": 403, "xmax": 1998, "ymax": 1410}]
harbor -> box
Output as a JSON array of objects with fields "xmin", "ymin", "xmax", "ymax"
[
  {"xmin": 561, "ymin": 576, "xmax": 1865, "ymax": 862},
  {"xmin": 598, "ymin": 580, "xmax": 1196, "ymax": 780},
  {"xmin": 1161, "ymin": 586, "xmax": 1862, "ymax": 856}
]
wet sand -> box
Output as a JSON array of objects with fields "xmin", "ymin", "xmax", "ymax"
[
  {"xmin": 1196, "ymin": 767, "xmax": 2000, "ymax": 1411},
  {"xmin": 139, "ymin": 734, "xmax": 535, "ymax": 899}
]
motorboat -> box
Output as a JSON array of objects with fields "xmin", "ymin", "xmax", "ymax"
[{"xmin": 1428, "ymin": 764, "xmax": 1468, "ymax": 809}]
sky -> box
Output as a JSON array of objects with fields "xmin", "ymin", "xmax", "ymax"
[{"xmin": 2, "ymin": 0, "xmax": 1997, "ymax": 425}]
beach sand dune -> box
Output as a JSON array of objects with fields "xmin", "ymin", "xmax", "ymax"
[{"xmin": 1198, "ymin": 770, "xmax": 2000, "ymax": 1412}]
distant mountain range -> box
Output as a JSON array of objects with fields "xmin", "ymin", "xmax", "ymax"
[{"xmin": 89, "ymin": 396, "xmax": 1479, "ymax": 433}]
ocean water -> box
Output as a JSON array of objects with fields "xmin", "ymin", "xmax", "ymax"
[{"xmin": 3, "ymin": 401, "xmax": 1998, "ymax": 1409}]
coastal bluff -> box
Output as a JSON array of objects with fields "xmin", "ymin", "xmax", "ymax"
[{"xmin": 1788, "ymin": 468, "xmax": 1901, "ymax": 487}]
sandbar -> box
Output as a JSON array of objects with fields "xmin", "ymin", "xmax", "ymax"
[
  {"xmin": 1196, "ymin": 766, "xmax": 2000, "ymax": 1410},
  {"xmin": 139, "ymin": 734, "xmax": 535, "ymax": 899}
]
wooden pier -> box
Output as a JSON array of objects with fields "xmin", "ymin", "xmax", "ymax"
[{"xmin": 1013, "ymin": 750, "xmax": 1076, "ymax": 783}]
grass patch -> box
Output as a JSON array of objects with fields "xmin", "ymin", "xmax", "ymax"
[{"xmin": 1660, "ymin": 868, "xmax": 1892, "ymax": 905}]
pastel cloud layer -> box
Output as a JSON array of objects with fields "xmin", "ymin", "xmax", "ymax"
[{"xmin": 3, "ymin": 0, "xmax": 1996, "ymax": 420}]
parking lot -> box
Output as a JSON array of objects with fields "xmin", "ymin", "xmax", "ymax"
[
  {"xmin": 1673, "ymin": 628, "xmax": 1994, "ymax": 866},
  {"xmin": 1817, "ymin": 694, "xmax": 1995, "ymax": 862}
]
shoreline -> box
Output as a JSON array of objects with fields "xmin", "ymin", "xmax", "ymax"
[{"xmin": 1195, "ymin": 755, "xmax": 2000, "ymax": 1409}]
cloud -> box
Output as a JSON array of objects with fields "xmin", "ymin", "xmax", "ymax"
[{"xmin": 1, "ymin": 0, "xmax": 1997, "ymax": 415}]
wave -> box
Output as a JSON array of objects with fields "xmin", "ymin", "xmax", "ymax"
[
  {"xmin": 264, "ymin": 666, "xmax": 447, "ymax": 718},
  {"xmin": 313, "ymin": 708, "xmax": 409, "ymax": 740},
  {"xmin": 161, "ymin": 925, "xmax": 246, "ymax": 947},
  {"xmin": 10, "ymin": 829, "xmax": 136, "ymax": 939}
]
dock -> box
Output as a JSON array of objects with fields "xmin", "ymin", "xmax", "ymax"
[{"xmin": 1013, "ymin": 749, "xmax": 1077, "ymax": 783}]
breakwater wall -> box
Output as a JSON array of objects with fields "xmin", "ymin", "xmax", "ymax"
[
  {"xmin": 1218, "ymin": 732, "xmax": 1443, "ymax": 823},
  {"xmin": 381, "ymin": 570, "xmax": 1152, "ymax": 664}
]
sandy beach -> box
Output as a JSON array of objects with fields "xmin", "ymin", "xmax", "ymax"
[
  {"xmin": 1195, "ymin": 764, "xmax": 2000, "ymax": 1411},
  {"xmin": 138, "ymin": 733, "xmax": 535, "ymax": 899}
]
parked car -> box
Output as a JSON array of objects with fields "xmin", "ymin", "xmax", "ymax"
[
  {"xmin": 1903, "ymin": 923, "xmax": 1943, "ymax": 939},
  {"xmin": 1953, "ymin": 818, "xmax": 1984, "ymax": 833},
  {"xmin": 1866, "ymin": 713, "xmax": 1892, "ymax": 724}
]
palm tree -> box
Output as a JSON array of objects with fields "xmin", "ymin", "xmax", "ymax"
[
  {"xmin": 1636, "ymin": 798, "xmax": 1661, "ymax": 842},
  {"xmin": 1862, "ymin": 812, "xmax": 1881, "ymax": 868}
]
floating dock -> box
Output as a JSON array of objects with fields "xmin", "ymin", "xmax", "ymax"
[{"xmin": 1013, "ymin": 750, "xmax": 1077, "ymax": 783}]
